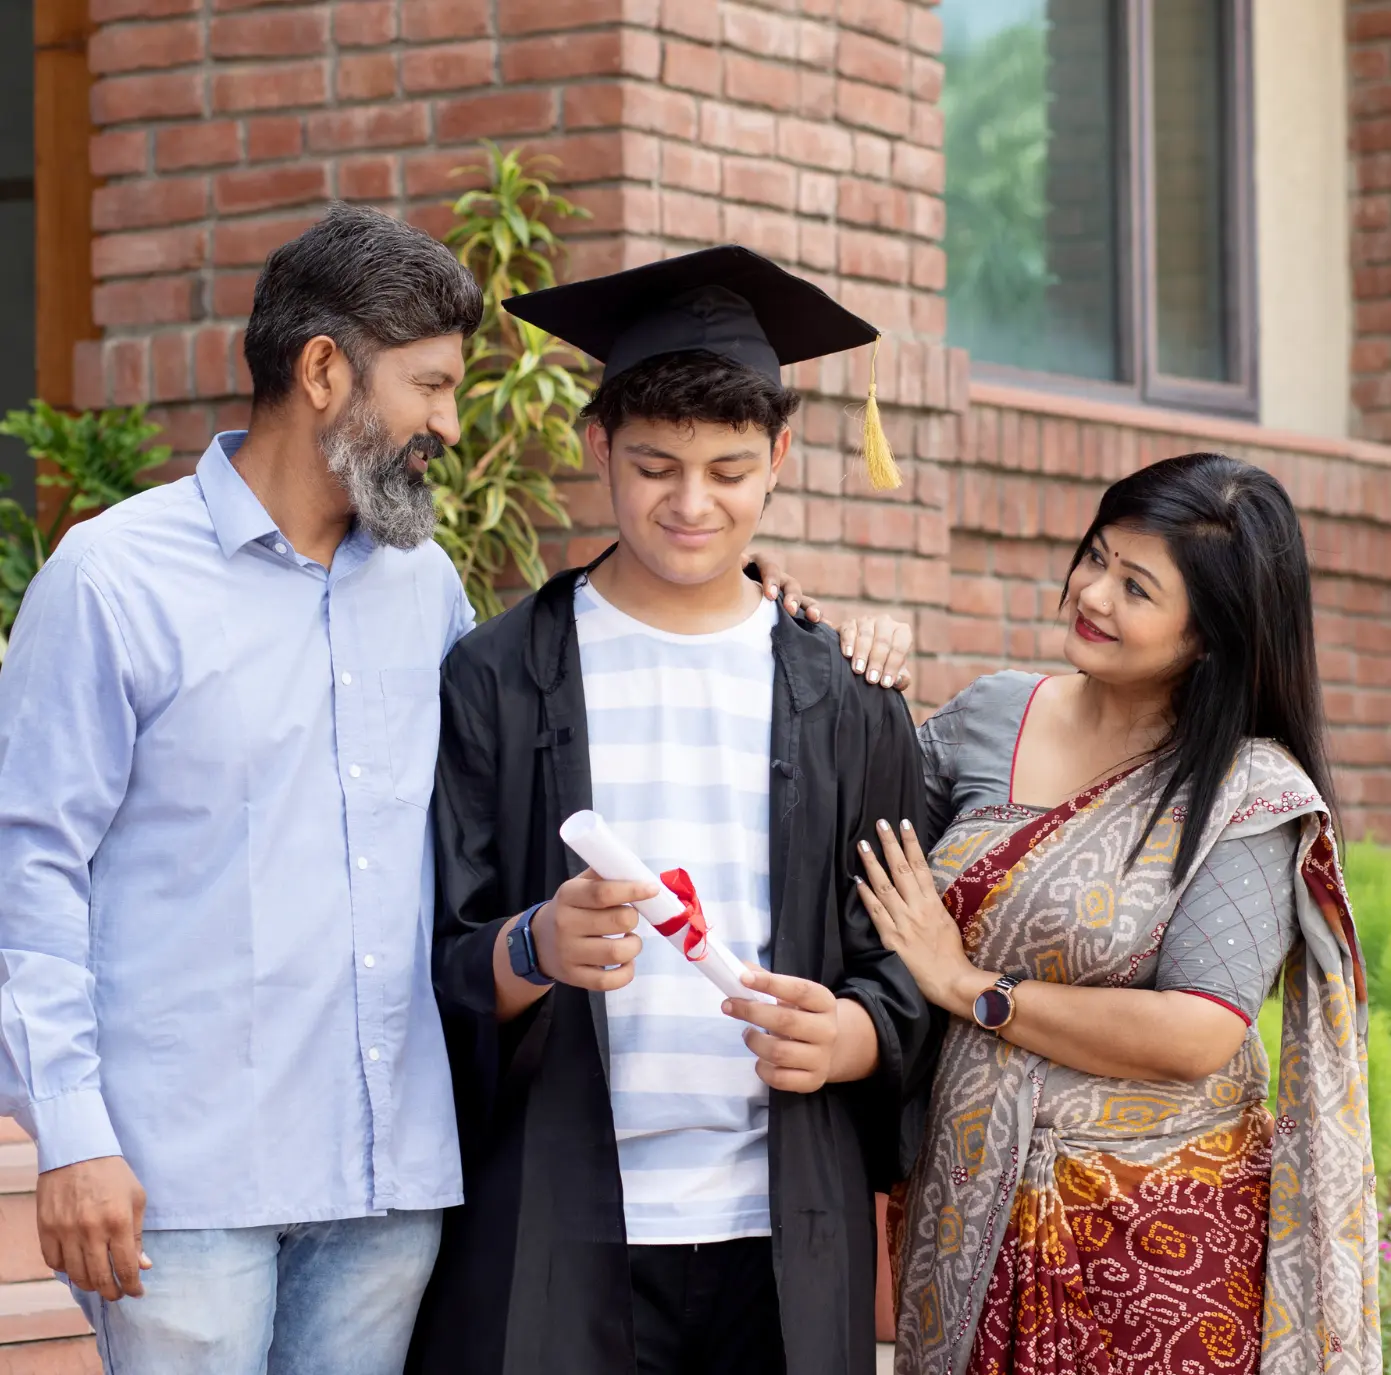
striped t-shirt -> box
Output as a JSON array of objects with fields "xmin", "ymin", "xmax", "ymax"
[{"xmin": 574, "ymin": 579, "xmax": 777, "ymax": 1245}]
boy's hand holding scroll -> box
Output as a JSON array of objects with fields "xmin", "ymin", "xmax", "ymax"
[
  {"xmin": 723, "ymin": 968, "xmax": 880, "ymax": 1093},
  {"xmin": 532, "ymin": 870, "xmax": 654, "ymax": 992}
]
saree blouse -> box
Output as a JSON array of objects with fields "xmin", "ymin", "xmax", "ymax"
[{"xmin": 917, "ymin": 670, "xmax": 1298, "ymax": 1023}]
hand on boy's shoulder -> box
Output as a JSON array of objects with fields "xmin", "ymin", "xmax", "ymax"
[{"xmin": 746, "ymin": 552, "xmax": 913, "ymax": 691}]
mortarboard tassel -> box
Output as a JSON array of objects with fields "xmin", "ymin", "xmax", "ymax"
[{"xmin": 861, "ymin": 336, "xmax": 902, "ymax": 491}]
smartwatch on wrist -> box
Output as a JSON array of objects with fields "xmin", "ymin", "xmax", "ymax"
[
  {"xmin": 972, "ymin": 974, "xmax": 1023, "ymax": 1032},
  {"xmin": 507, "ymin": 902, "xmax": 554, "ymax": 987}
]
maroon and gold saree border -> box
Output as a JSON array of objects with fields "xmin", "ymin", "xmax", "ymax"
[{"xmin": 941, "ymin": 766, "xmax": 1141, "ymax": 941}]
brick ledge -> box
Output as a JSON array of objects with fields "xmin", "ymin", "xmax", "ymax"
[{"xmin": 971, "ymin": 380, "xmax": 1391, "ymax": 470}]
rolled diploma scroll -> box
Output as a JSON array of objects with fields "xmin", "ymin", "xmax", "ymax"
[{"xmin": 559, "ymin": 809, "xmax": 774, "ymax": 1005}]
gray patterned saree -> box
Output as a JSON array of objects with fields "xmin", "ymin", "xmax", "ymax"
[{"xmin": 889, "ymin": 739, "xmax": 1378, "ymax": 1375}]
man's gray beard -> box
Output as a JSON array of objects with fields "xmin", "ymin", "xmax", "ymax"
[{"xmin": 320, "ymin": 394, "xmax": 439, "ymax": 551}]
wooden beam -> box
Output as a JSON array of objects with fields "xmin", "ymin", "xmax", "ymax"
[
  {"xmin": 35, "ymin": 0, "xmax": 89, "ymax": 52},
  {"xmin": 34, "ymin": 0, "xmax": 96, "ymax": 528}
]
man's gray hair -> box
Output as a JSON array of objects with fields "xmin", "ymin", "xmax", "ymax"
[{"xmin": 243, "ymin": 203, "xmax": 483, "ymax": 408}]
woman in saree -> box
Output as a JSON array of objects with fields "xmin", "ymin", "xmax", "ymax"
[{"xmin": 855, "ymin": 452, "xmax": 1378, "ymax": 1375}]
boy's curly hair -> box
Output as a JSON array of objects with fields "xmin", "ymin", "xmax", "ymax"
[{"xmin": 581, "ymin": 350, "xmax": 801, "ymax": 444}]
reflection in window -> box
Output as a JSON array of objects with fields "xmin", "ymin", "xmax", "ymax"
[
  {"xmin": 1153, "ymin": 0, "xmax": 1229, "ymax": 382},
  {"xmin": 940, "ymin": 0, "xmax": 1250, "ymax": 406},
  {"xmin": 941, "ymin": 0, "xmax": 1120, "ymax": 382}
]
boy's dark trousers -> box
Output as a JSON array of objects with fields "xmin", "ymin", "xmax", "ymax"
[{"xmin": 629, "ymin": 1238, "xmax": 786, "ymax": 1375}]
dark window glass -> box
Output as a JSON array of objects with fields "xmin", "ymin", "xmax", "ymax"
[
  {"xmin": 1152, "ymin": 0, "xmax": 1229, "ymax": 382},
  {"xmin": 941, "ymin": 0, "xmax": 1121, "ymax": 382},
  {"xmin": 0, "ymin": 0, "xmax": 33, "ymax": 513}
]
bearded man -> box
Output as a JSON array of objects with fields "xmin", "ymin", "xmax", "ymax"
[{"xmin": 0, "ymin": 204, "xmax": 482, "ymax": 1375}]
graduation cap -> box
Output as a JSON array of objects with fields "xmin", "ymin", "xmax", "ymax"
[{"xmin": 503, "ymin": 245, "xmax": 901, "ymax": 490}]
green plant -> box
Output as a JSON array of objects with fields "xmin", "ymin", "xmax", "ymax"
[
  {"xmin": 431, "ymin": 141, "xmax": 592, "ymax": 621},
  {"xmin": 0, "ymin": 401, "xmax": 168, "ymax": 660}
]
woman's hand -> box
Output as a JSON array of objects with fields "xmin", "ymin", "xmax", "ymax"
[
  {"xmin": 857, "ymin": 820, "xmax": 1250, "ymax": 1080},
  {"xmin": 855, "ymin": 819, "xmax": 991, "ymax": 1015},
  {"xmin": 743, "ymin": 549, "xmax": 915, "ymax": 690}
]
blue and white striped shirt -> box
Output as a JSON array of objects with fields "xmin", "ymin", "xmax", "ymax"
[{"xmin": 575, "ymin": 580, "xmax": 777, "ymax": 1245}]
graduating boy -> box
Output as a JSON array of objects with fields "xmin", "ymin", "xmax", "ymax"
[{"xmin": 409, "ymin": 247, "xmax": 943, "ymax": 1375}]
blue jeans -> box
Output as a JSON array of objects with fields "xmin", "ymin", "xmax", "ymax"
[{"xmin": 73, "ymin": 1210, "xmax": 442, "ymax": 1375}]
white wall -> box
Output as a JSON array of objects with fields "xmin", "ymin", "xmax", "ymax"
[{"xmin": 1253, "ymin": 0, "xmax": 1352, "ymax": 438}]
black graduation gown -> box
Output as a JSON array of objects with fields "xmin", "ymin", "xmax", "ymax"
[{"xmin": 407, "ymin": 557, "xmax": 944, "ymax": 1375}]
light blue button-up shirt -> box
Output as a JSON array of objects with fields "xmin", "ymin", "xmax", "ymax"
[{"xmin": 0, "ymin": 433, "xmax": 472, "ymax": 1228}]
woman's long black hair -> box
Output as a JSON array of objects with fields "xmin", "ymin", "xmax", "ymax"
[{"xmin": 1063, "ymin": 452, "xmax": 1338, "ymax": 887}]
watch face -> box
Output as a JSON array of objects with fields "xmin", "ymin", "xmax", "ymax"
[
  {"xmin": 974, "ymin": 988, "xmax": 1013, "ymax": 1029},
  {"xmin": 507, "ymin": 929, "xmax": 532, "ymax": 977}
]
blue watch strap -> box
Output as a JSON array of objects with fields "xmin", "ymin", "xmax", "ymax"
[{"xmin": 507, "ymin": 902, "xmax": 553, "ymax": 986}]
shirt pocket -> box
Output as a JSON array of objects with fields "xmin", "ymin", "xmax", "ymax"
[{"xmin": 380, "ymin": 667, "xmax": 442, "ymax": 809}]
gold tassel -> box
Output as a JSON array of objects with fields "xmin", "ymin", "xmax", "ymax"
[{"xmin": 861, "ymin": 336, "xmax": 901, "ymax": 491}]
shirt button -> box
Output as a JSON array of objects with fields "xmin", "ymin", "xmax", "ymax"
[
  {"xmin": 274, "ymin": 542, "xmax": 287, "ymax": 556},
  {"xmin": 363, "ymin": 954, "xmax": 376, "ymax": 969},
  {"xmin": 368, "ymin": 1047, "xmax": 381, "ymax": 1062},
  {"xmin": 349, "ymin": 765, "xmax": 362, "ymax": 779},
  {"xmin": 341, "ymin": 672, "xmax": 353, "ymax": 686},
  {"xmin": 357, "ymin": 856, "xmax": 368, "ymax": 870}
]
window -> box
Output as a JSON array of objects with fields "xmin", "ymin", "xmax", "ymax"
[
  {"xmin": 0, "ymin": 0, "xmax": 34, "ymax": 511},
  {"xmin": 940, "ymin": 0, "xmax": 1255, "ymax": 415}
]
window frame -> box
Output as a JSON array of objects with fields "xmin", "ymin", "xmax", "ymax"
[{"xmin": 962, "ymin": 0, "xmax": 1258, "ymax": 420}]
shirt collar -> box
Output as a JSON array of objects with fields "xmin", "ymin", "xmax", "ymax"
[{"xmin": 196, "ymin": 432, "xmax": 281, "ymax": 559}]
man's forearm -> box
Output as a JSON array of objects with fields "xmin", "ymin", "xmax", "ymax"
[
  {"xmin": 827, "ymin": 997, "xmax": 880, "ymax": 1083},
  {"xmin": 491, "ymin": 912, "xmax": 554, "ymax": 1022}
]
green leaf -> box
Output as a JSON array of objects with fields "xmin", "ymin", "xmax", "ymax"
[
  {"xmin": 424, "ymin": 143, "xmax": 590, "ymax": 620},
  {"xmin": 0, "ymin": 401, "xmax": 171, "ymax": 635}
]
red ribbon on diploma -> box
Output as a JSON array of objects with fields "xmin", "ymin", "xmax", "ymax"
[{"xmin": 654, "ymin": 868, "xmax": 708, "ymax": 961}]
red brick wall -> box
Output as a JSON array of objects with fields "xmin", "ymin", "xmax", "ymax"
[
  {"xmin": 944, "ymin": 385, "xmax": 1391, "ymax": 841},
  {"xmin": 75, "ymin": 0, "xmax": 965, "ymax": 730},
  {"xmin": 69, "ymin": 0, "xmax": 1391, "ymax": 837},
  {"xmin": 1350, "ymin": 0, "xmax": 1391, "ymax": 440},
  {"xmin": 75, "ymin": 0, "xmax": 954, "ymax": 445}
]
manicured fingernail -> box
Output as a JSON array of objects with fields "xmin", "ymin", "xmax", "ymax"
[
  {"xmin": 877, "ymin": 819, "xmax": 891, "ymax": 832},
  {"xmin": 788, "ymin": 600, "xmax": 799, "ymax": 614},
  {"xmin": 867, "ymin": 669, "xmax": 880, "ymax": 683},
  {"xmin": 854, "ymin": 659, "xmax": 866, "ymax": 673},
  {"xmin": 809, "ymin": 608, "xmax": 821, "ymax": 621},
  {"xmin": 901, "ymin": 819, "xmax": 913, "ymax": 832},
  {"xmin": 858, "ymin": 839, "xmax": 871, "ymax": 853},
  {"xmin": 853, "ymin": 875, "xmax": 864, "ymax": 885},
  {"xmin": 140, "ymin": 1253, "xmax": 152, "ymax": 1267},
  {"xmin": 842, "ymin": 642, "xmax": 853, "ymax": 657},
  {"xmin": 767, "ymin": 583, "xmax": 778, "ymax": 596},
  {"xmin": 882, "ymin": 677, "xmax": 896, "ymax": 689}
]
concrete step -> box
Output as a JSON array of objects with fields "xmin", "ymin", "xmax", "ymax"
[
  {"xmin": 0, "ymin": 1338, "xmax": 101, "ymax": 1374},
  {"xmin": 0, "ymin": 1123, "xmax": 46, "ymax": 1285},
  {"xmin": 0, "ymin": 1120, "xmax": 98, "ymax": 1366},
  {"xmin": 0, "ymin": 1144, "xmax": 37, "ymax": 1197},
  {"xmin": 0, "ymin": 1282, "xmax": 90, "ymax": 1346},
  {"xmin": 0, "ymin": 1195, "xmax": 49, "ymax": 1285}
]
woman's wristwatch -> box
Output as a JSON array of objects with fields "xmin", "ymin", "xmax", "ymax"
[{"xmin": 972, "ymin": 974, "xmax": 1023, "ymax": 1032}]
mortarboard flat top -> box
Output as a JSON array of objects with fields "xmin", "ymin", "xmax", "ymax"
[{"xmin": 502, "ymin": 244, "xmax": 879, "ymax": 385}]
